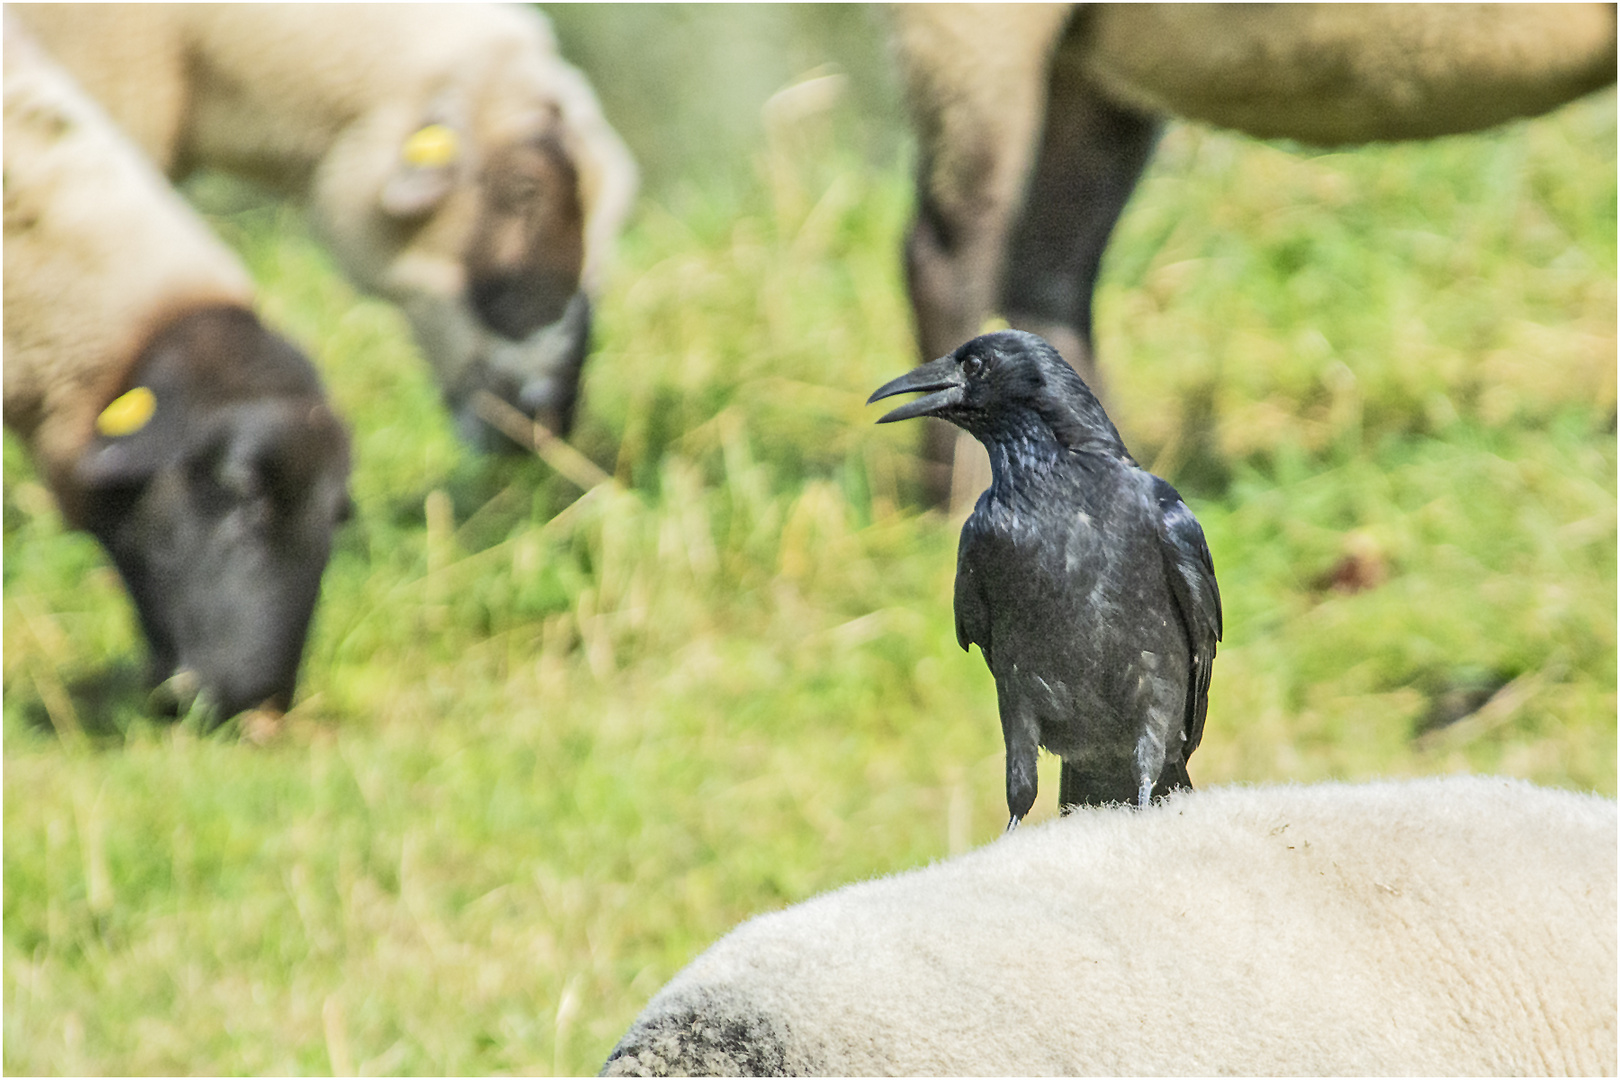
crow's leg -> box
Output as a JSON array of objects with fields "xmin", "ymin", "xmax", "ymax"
[
  {"xmin": 1005, "ymin": 741, "xmax": 1038, "ymax": 830},
  {"xmin": 1133, "ymin": 727, "xmax": 1170, "ymax": 810},
  {"xmin": 998, "ymin": 691, "xmax": 1041, "ymax": 829},
  {"xmin": 1000, "ymin": 38, "xmax": 1162, "ymax": 402},
  {"xmin": 891, "ymin": 4, "xmax": 1071, "ymax": 506}
]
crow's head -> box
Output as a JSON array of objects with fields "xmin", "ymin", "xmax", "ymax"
[{"xmin": 868, "ymin": 331, "xmax": 1125, "ymax": 452}]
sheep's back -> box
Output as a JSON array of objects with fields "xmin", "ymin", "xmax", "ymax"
[
  {"xmin": 606, "ymin": 776, "xmax": 1616, "ymax": 1076},
  {"xmin": 1075, "ymin": 4, "xmax": 1617, "ymax": 145},
  {"xmin": 3, "ymin": 20, "xmax": 251, "ymax": 483}
]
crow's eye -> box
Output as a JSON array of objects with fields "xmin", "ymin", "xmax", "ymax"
[{"xmin": 961, "ymin": 355, "xmax": 984, "ymax": 379}]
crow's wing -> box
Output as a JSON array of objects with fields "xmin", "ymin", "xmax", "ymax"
[
  {"xmin": 954, "ymin": 510, "xmax": 994, "ymax": 669},
  {"xmin": 1151, "ymin": 477, "xmax": 1222, "ymax": 757}
]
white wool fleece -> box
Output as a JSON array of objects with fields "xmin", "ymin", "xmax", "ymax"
[
  {"xmin": 3, "ymin": 18, "xmax": 254, "ymax": 501},
  {"xmin": 606, "ymin": 775, "xmax": 1616, "ymax": 1077},
  {"xmin": 14, "ymin": 4, "xmax": 637, "ymax": 294}
]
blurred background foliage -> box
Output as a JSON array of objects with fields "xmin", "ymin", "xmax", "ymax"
[
  {"xmin": 4, "ymin": 5, "xmax": 1616, "ymax": 1074},
  {"xmin": 543, "ymin": 4, "xmax": 906, "ymax": 204}
]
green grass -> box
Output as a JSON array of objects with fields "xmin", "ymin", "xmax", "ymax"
[{"xmin": 5, "ymin": 85, "xmax": 1615, "ymax": 1073}]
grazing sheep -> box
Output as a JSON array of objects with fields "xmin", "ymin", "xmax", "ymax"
[
  {"xmin": 892, "ymin": 3, "xmax": 1618, "ymax": 504},
  {"xmin": 604, "ymin": 776, "xmax": 1617, "ymax": 1076},
  {"xmin": 15, "ymin": 2, "xmax": 638, "ymax": 447},
  {"xmin": 4, "ymin": 20, "xmax": 353, "ymax": 723}
]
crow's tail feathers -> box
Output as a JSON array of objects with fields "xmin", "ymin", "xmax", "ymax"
[{"xmin": 1059, "ymin": 760, "xmax": 1136, "ymax": 811}]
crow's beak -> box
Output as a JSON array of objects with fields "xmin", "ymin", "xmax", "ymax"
[{"xmin": 867, "ymin": 355, "xmax": 964, "ymax": 423}]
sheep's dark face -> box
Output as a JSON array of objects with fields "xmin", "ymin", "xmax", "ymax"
[
  {"xmin": 373, "ymin": 118, "xmax": 595, "ymax": 448},
  {"xmin": 337, "ymin": 85, "xmax": 621, "ymax": 451},
  {"xmin": 465, "ymin": 131, "xmax": 585, "ymax": 342},
  {"xmin": 446, "ymin": 128, "xmax": 591, "ymax": 447},
  {"xmin": 75, "ymin": 308, "xmax": 352, "ymax": 725}
]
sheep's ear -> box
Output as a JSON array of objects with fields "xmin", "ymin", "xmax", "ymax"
[
  {"xmin": 380, "ymin": 120, "xmax": 463, "ymax": 218},
  {"xmin": 77, "ymin": 386, "xmax": 187, "ymax": 487}
]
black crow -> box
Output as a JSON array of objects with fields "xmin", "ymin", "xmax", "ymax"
[{"xmin": 869, "ymin": 330, "xmax": 1221, "ymax": 825}]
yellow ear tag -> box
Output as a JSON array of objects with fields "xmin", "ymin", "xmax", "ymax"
[
  {"xmin": 979, "ymin": 315, "xmax": 1012, "ymax": 334},
  {"xmin": 402, "ymin": 124, "xmax": 459, "ymax": 168},
  {"xmin": 96, "ymin": 386, "xmax": 156, "ymax": 437}
]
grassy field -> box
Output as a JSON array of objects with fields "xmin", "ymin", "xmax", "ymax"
[{"xmin": 4, "ymin": 63, "xmax": 1615, "ymax": 1076}]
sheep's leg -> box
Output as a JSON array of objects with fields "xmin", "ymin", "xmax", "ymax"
[
  {"xmin": 1000, "ymin": 47, "xmax": 1162, "ymax": 402},
  {"xmin": 891, "ymin": 4, "xmax": 1072, "ymax": 506}
]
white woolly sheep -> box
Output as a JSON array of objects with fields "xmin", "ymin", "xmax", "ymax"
[
  {"xmin": 15, "ymin": 3, "xmax": 638, "ymax": 447},
  {"xmin": 604, "ymin": 775, "xmax": 1617, "ymax": 1076},
  {"xmin": 891, "ymin": 3, "xmax": 1617, "ymax": 504},
  {"xmin": 4, "ymin": 19, "xmax": 352, "ymax": 722}
]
